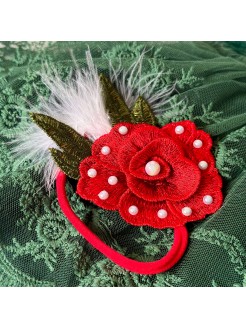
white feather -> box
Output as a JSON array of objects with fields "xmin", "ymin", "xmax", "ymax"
[
  {"xmin": 38, "ymin": 51, "xmax": 112, "ymax": 140},
  {"xmin": 109, "ymin": 53, "xmax": 175, "ymax": 111},
  {"xmin": 11, "ymin": 124, "xmax": 60, "ymax": 190},
  {"xmin": 12, "ymin": 50, "xmax": 174, "ymax": 190}
]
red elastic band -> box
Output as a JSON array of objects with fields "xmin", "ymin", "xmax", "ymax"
[{"xmin": 56, "ymin": 171, "xmax": 188, "ymax": 275}]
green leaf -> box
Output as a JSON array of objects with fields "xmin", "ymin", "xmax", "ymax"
[
  {"xmin": 99, "ymin": 74, "xmax": 133, "ymax": 125},
  {"xmin": 30, "ymin": 113, "xmax": 92, "ymax": 158},
  {"xmin": 30, "ymin": 113, "xmax": 92, "ymax": 179},
  {"xmin": 131, "ymin": 96, "xmax": 156, "ymax": 125},
  {"xmin": 50, "ymin": 148, "xmax": 80, "ymax": 180}
]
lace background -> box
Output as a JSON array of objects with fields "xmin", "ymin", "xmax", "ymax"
[{"xmin": 0, "ymin": 41, "xmax": 246, "ymax": 287}]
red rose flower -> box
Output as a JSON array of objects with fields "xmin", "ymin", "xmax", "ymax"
[{"xmin": 77, "ymin": 120, "xmax": 223, "ymax": 229}]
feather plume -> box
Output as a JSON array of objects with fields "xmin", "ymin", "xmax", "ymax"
[
  {"xmin": 12, "ymin": 50, "xmax": 174, "ymax": 190},
  {"xmin": 109, "ymin": 53, "xmax": 175, "ymax": 112}
]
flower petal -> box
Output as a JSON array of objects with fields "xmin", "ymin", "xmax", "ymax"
[
  {"xmin": 118, "ymin": 125, "xmax": 168, "ymax": 174},
  {"xmin": 162, "ymin": 120, "xmax": 197, "ymax": 148},
  {"xmin": 126, "ymin": 138, "xmax": 201, "ymax": 202},
  {"xmin": 129, "ymin": 137, "xmax": 182, "ymax": 180},
  {"xmin": 188, "ymin": 129, "xmax": 216, "ymax": 173},
  {"xmin": 77, "ymin": 156, "xmax": 127, "ymax": 210},
  {"xmin": 130, "ymin": 155, "xmax": 171, "ymax": 181},
  {"xmin": 169, "ymin": 169, "xmax": 223, "ymax": 222},
  {"xmin": 127, "ymin": 155, "xmax": 201, "ymax": 202},
  {"xmin": 119, "ymin": 190, "xmax": 186, "ymax": 229},
  {"xmin": 163, "ymin": 121, "xmax": 215, "ymax": 172},
  {"xmin": 92, "ymin": 122, "xmax": 154, "ymax": 170},
  {"xmin": 193, "ymin": 130, "xmax": 213, "ymax": 151}
]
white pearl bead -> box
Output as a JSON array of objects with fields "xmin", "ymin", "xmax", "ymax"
[
  {"xmin": 128, "ymin": 205, "xmax": 138, "ymax": 215},
  {"xmin": 193, "ymin": 139, "xmax": 203, "ymax": 148},
  {"xmin": 203, "ymin": 195, "xmax": 213, "ymax": 205},
  {"xmin": 198, "ymin": 160, "xmax": 208, "ymax": 170},
  {"xmin": 118, "ymin": 126, "xmax": 128, "ymax": 135},
  {"xmin": 145, "ymin": 160, "xmax": 161, "ymax": 176},
  {"xmin": 101, "ymin": 146, "xmax": 111, "ymax": 155},
  {"xmin": 108, "ymin": 176, "xmax": 118, "ymax": 185},
  {"xmin": 98, "ymin": 190, "xmax": 109, "ymax": 200},
  {"xmin": 182, "ymin": 207, "xmax": 192, "ymax": 216},
  {"xmin": 175, "ymin": 125, "xmax": 184, "ymax": 134},
  {"xmin": 87, "ymin": 168, "xmax": 97, "ymax": 178},
  {"xmin": 157, "ymin": 209, "xmax": 168, "ymax": 219}
]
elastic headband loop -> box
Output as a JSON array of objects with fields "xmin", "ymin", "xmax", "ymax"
[{"xmin": 56, "ymin": 171, "xmax": 188, "ymax": 275}]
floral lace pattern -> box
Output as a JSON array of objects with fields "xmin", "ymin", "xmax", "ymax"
[{"xmin": 0, "ymin": 41, "xmax": 246, "ymax": 286}]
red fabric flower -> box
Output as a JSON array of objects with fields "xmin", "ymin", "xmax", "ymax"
[{"xmin": 77, "ymin": 120, "xmax": 223, "ymax": 229}]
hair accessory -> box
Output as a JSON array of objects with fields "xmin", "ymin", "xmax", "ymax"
[{"xmin": 13, "ymin": 52, "xmax": 223, "ymax": 274}]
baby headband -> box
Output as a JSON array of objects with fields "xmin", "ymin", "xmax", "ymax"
[{"xmin": 13, "ymin": 52, "xmax": 223, "ymax": 275}]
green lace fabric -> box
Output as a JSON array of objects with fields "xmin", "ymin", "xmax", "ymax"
[{"xmin": 0, "ymin": 41, "xmax": 246, "ymax": 287}]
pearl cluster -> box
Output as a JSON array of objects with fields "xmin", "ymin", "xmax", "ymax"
[
  {"xmin": 100, "ymin": 126, "xmax": 129, "ymax": 157},
  {"xmin": 127, "ymin": 193, "xmax": 214, "ymax": 219},
  {"xmin": 180, "ymin": 195, "xmax": 214, "ymax": 217},
  {"xmin": 87, "ymin": 169, "xmax": 119, "ymax": 201},
  {"xmin": 175, "ymin": 124, "xmax": 209, "ymax": 171},
  {"xmin": 127, "ymin": 206, "xmax": 168, "ymax": 219},
  {"xmin": 88, "ymin": 126, "xmax": 129, "ymax": 202}
]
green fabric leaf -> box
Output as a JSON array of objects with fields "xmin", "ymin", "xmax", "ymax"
[
  {"xmin": 30, "ymin": 113, "xmax": 92, "ymax": 178},
  {"xmin": 50, "ymin": 148, "xmax": 80, "ymax": 180},
  {"xmin": 99, "ymin": 74, "xmax": 133, "ymax": 125},
  {"xmin": 131, "ymin": 96, "xmax": 156, "ymax": 125}
]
